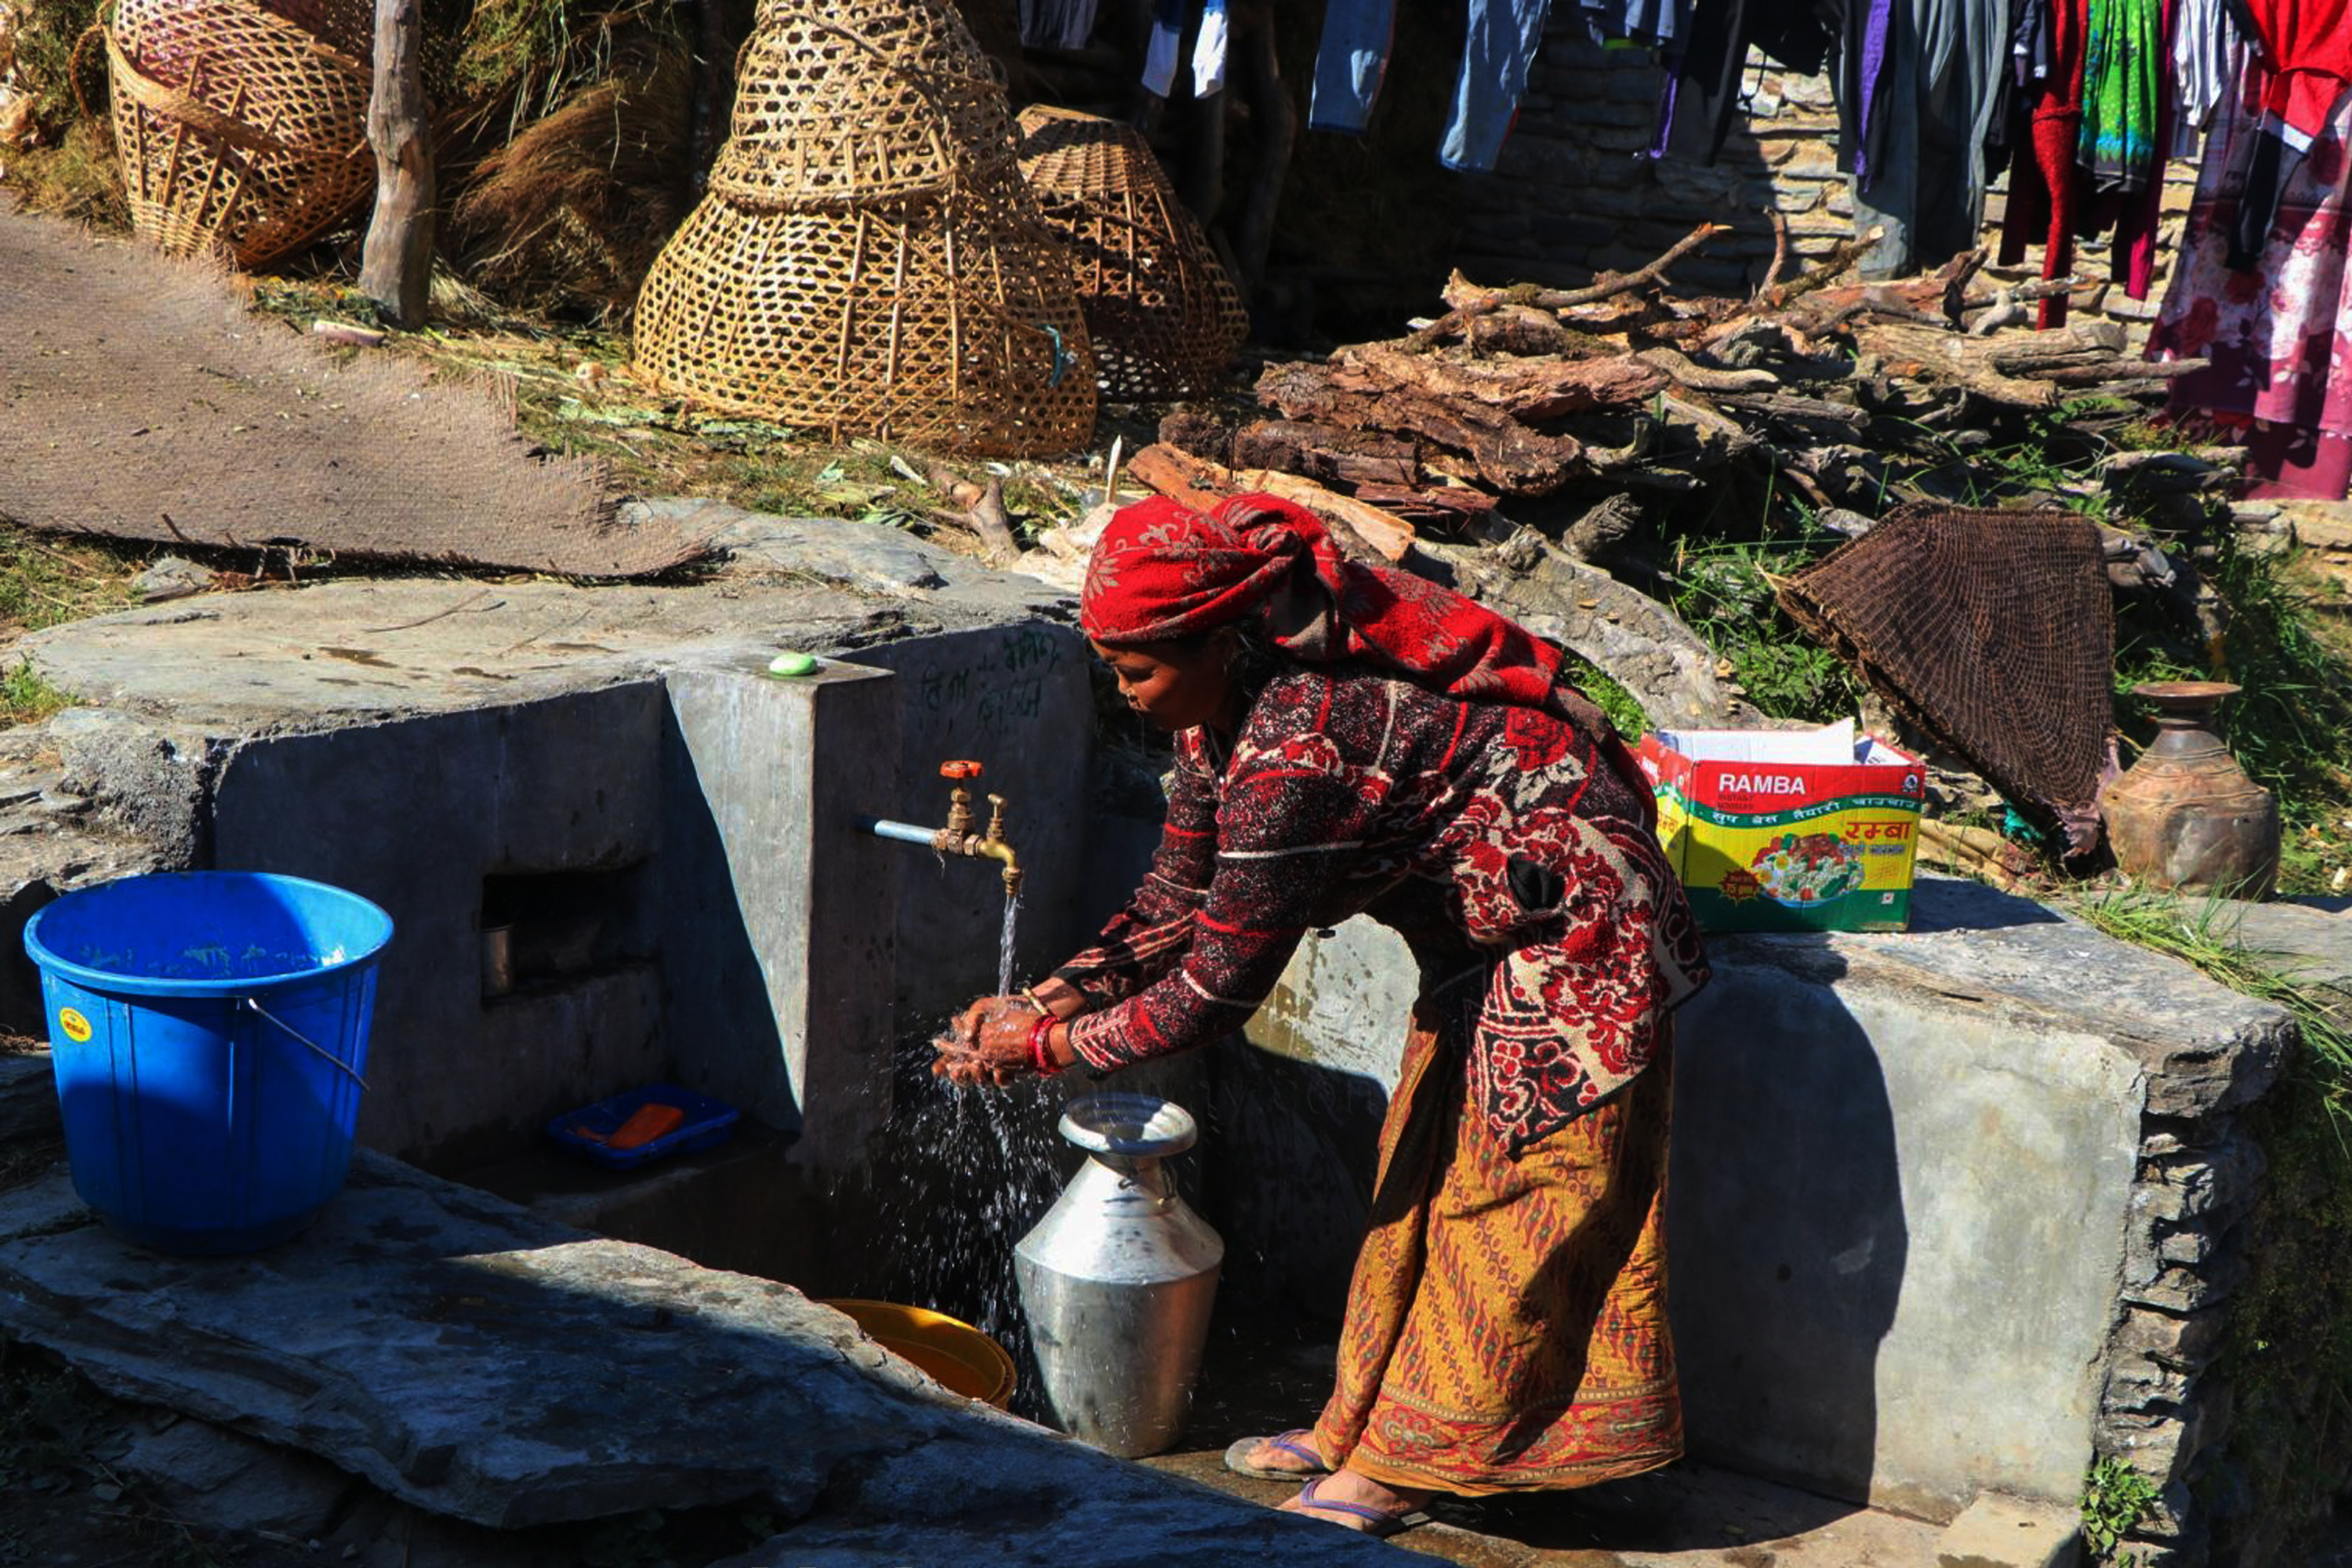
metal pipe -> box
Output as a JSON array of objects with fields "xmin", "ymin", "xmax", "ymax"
[{"xmin": 866, "ymin": 819, "xmax": 1024, "ymax": 898}]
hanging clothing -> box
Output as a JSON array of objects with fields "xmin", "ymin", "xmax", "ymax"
[
  {"xmin": 1142, "ymin": 0, "xmax": 1185, "ymax": 97},
  {"xmin": 1191, "ymin": 0, "xmax": 1229, "ymax": 96},
  {"xmin": 1998, "ymin": 0, "xmax": 2091, "ymax": 325},
  {"xmin": 1660, "ymin": 0, "xmax": 1836, "ymax": 164},
  {"xmin": 1018, "ymin": 0, "xmax": 1098, "ymax": 51},
  {"xmin": 2169, "ymin": 0, "xmax": 2240, "ymax": 145},
  {"xmin": 1310, "ymin": 0, "xmax": 1394, "ymax": 134},
  {"xmin": 1313, "ymin": 1004, "xmax": 1682, "ymax": 1495},
  {"xmin": 1580, "ymin": 0, "xmax": 1687, "ymax": 45},
  {"xmin": 2148, "ymin": 64, "xmax": 2352, "ymax": 499},
  {"xmin": 1442, "ymin": 0, "xmax": 1559, "ymax": 171},
  {"xmin": 2234, "ymin": 0, "xmax": 2352, "ymax": 142},
  {"xmin": 1309, "ymin": 0, "xmax": 1552, "ymax": 171},
  {"xmin": 1851, "ymin": 0, "xmax": 2009, "ymax": 277},
  {"xmin": 2213, "ymin": 0, "xmax": 2352, "ymax": 263},
  {"xmin": 2077, "ymin": 0, "xmax": 2165, "ymax": 192}
]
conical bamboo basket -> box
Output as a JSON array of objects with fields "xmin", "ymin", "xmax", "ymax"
[
  {"xmin": 635, "ymin": 162, "xmax": 1096, "ymax": 453},
  {"xmin": 635, "ymin": 0, "xmax": 1096, "ymax": 455},
  {"xmin": 107, "ymin": 0, "xmax": 372, "ymax": 268},
  {"xmin": 1015, "ymin": 105, "xmax": 1247, "ymax": 401},
  {"xmin": 709, "ymin": 0, "xmax": 1011, "ymax": 210}
]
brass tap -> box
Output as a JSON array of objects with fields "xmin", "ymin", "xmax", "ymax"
[
  {"xmin": 975, "ymin": 794, "xmax": 1022, "ymax": 898},
  {"xmin": 927, "ymin": 762, "xmax": 1023, "ymax": 897}
]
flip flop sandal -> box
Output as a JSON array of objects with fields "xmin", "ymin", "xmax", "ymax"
[
  {"xmin": 1290, "ymin": 1474, "xmax": 1434, "ymax": 1538},
  {"xmin": 1222, "ymin": 1429, "xmax": 1330, "ymax": 1479}
]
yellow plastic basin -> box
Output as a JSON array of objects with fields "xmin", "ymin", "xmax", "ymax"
[{"xmin": 820, "ymin": 1298, "xmax": 1018, "ymax": 1409}]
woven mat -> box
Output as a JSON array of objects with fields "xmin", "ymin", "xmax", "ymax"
[
  {"xmin": 0, "ymin": 205, "xmax": 712, "ymax": 579},
  {"xmin": 1777, "ymin": 505, "xmax": 2117, "ymax": 855}
]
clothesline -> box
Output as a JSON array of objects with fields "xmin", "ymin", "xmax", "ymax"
[{"xmin": 1011, "ymin": 0, "xmax": 2352, "ymax": 498}]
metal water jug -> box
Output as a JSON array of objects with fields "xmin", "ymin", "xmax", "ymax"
[
  {"xmin": 2101, "ymin": 681, "xmax": 2281, "ymax": 899},
  {"xmin": 1014, "ymin": 1092, "xmax": 1222, "ymax": 1457}
]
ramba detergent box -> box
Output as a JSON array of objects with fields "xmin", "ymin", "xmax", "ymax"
[{"xmin": 1635, "ymin": 720, "xmax": 1927, "ymax": 934}]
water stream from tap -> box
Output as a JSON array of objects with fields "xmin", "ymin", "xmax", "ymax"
[{"xmin": 996, "ymin": 889, "xmax": 1021, "ymax": 998}]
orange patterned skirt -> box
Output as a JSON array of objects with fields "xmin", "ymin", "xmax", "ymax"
[{"xmin": 1310, "ymin": 1002, "xmax": 1680, "ymax": 1495}]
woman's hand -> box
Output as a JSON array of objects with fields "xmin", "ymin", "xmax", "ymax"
[{"xmin": 932, "ymin": 996, "xmax": 1040, "ymax": 1087}]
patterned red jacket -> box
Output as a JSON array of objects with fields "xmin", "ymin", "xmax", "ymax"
[{"xmin": 1057, "ymin": 662, "xmax": 1708, "ymax": 1153}]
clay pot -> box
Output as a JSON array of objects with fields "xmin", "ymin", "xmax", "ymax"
[{"xmin": 2100, "ymin": 681, "xmax": 2281, "ymax": 900}]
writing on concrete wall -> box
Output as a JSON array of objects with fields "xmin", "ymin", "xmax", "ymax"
[{"xmin": 916, "ymin": 626, "xmax": 1069, "ymax": 730}]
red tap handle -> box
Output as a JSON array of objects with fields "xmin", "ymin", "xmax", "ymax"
[{"xmin": 941, "ymin": 760, "xmax": 983, "ymax": 780}]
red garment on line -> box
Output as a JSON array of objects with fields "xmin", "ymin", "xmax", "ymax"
[
  {"xmin": 2238, "ymin": 0, "xmax": 2352, "ymax": 137},
  {"xmin": 2000, "ymin": 0, "xmax": 2090, "ymax": 327}
]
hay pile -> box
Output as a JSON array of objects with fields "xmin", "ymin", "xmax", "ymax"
[{"xmin": 0, "ymin": 0, "xmax": 702, "ymax": 314}]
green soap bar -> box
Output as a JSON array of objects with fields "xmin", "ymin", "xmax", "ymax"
[{"xmin": 768, "ymin": 652, "xmax": 818, "ymax": 677}]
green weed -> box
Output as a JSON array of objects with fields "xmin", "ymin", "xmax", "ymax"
[
  {"xmin": 2081, "ymin": 1454, "xmax": 2161, "ymax": 1564},
  {"xmin": 0, "ymin": 665, "xmax": 71, "ymax": 729},
  {"xmin": 1668, "ymin": 535, "xmax": 1860, "ymax": 723},
  {"xmin": 1566, "ymin": 655, "xmax": 1651, "ymax": 743}
]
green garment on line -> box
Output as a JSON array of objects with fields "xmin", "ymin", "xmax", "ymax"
[{"xmin": 2078, "ymin": 0, "xmax": 2164, "ymax": 195}]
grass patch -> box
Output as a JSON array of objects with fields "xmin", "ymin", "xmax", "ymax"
[
  {"xmin": 2082, "ymin": 1453, "xmax": 2161, "ymax": 1565},
  {"xmin": 1667, "ymin": 532, "xmax": 1862, "ymax": 724},
  {"xmin": 0, "ymin": 524, "xmax": 144, "ymax": 636},
  {"xmin": 2071, "ymin": 889, "xmax": 2352, "ymax": 1561},
  {"xmin": 0, "ymin": 664, "xmax": 71, "ymax": 728},
  {"xmin": 1565, "ymin": 653, "xmax": 1650, "ymax": 742}
]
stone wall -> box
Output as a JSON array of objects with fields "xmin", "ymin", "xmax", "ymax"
[
  {"xmin": 1232, "ymin": 879, "xmax": 2292, "ymax": 1563},
  {"xmin": 1454, "ymin": 27, "xmax": 2201, "ymax": 344}
]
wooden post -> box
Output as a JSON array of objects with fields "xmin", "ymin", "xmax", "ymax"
[{"xmin": 359, "ymin": 0, "xmax": 433, "ymax": 328}]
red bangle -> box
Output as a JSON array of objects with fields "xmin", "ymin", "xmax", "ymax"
[{"xmin": 1028, "ymin": 1012, "xmax": 1065, "ymax": 1076}]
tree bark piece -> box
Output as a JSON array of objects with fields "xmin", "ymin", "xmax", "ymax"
[
  {"xmin": 1346, "ymin": 482, "xmax": 1499, "ymax": 529},
  {"xmin": 1227, "ymin": 420, "xmax": 1421, "ymax": 488},
  {"xmin": 359, "ymin": 0, "xmax": 434, "ymax": 328},
  {"xmin": 1848, "ymin": 321, "xmax": 2146, "ymax": 407},
  {"xmin": 1635, "ymin": 346, "xmax": 1780, "ymax": 393},
  {"xmin": 1257, "ymin": 360, "xmax": 1588, "ymax": 495},
  {"xmin": 1342, "ymin": 341, "xmax": 1667, "ymax": 420},
  {"xmin": 922, "ymin": 464, "xmax": 1021, "ymax": 564}
]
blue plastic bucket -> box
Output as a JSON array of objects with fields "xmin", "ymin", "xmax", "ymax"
[{"xmin": 21, "ymin": 872, "xmax": 394, "ymax": 1255}]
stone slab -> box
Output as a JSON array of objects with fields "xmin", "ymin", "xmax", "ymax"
[
  {"xmin": 1936, "ymin": 1493, "xmax": 2082, "ymax": 1568},
  {"xmin": 20, "ymin": 580, "xmax": 906, "ymax": 724},
  {"xmin": 0, "ymin": 1154, "xmax": 1420, "ymax": 1562},
  {"xmin": 2205, "ymin": 897, "xmax": 2352, "ymax": 1024},
  {"xmin": 0, "ymin": 1151, "xmax": 975, "ymax": 1528}
]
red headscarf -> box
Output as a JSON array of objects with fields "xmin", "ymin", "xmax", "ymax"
[{"xmin": 1082, "ymin": 493, "xmax": 1650, "ymax": 803}]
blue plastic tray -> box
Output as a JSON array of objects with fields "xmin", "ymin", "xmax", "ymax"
[{"xmin": 545, "ymin": 1083, "xmax": 740, "ymax": 1170}]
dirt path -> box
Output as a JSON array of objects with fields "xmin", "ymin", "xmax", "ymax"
[{"xmin": 0, "ymin": 201, "xmax": 710, "ymax": 579}]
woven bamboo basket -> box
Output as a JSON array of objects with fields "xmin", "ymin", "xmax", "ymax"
[
  {"xmin": 106, "ymin": 0, "xmax": 372, "ymax": 268},
  {"xmin": 633, "ymin": 168, "xmax": 1098, "ymax": 455},
  {"xmin": 1015, "ymin": 105, "xmax": 1247, "ymax": 401},
  {"xmin": 709, "ymin": 0, "xmax": 1013, "ymax": 211}
]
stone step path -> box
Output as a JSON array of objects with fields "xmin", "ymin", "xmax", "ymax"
[{"xmin": 1143, "ymin": 1449, "xmax": 1958, "ymax": 1566}]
